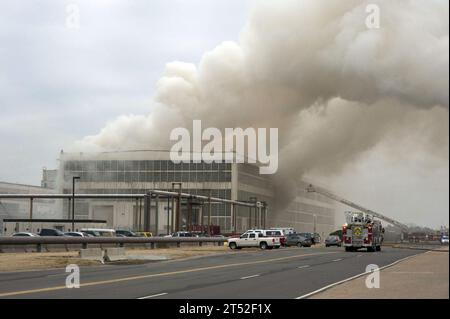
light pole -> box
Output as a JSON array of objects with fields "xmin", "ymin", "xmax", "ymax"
[{"xmin": 72, "ymin": 176, "xmax": 80, "ymax": 231}]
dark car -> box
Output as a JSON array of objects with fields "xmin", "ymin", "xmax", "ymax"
[
  {"xmin": 325, "ymin": 235, "xmax": 342, "ymax": 247},
  {"xmin": 116, "ymin": 230, "xmax": 139, "ymax": 237},
  {"xmin": 38, "ymin": 228, "xmax": 65, "ymax": 236},
  {"xmin": 286, "ymin": 234, "xmax": 312, "ymax": 247},
  {"xmin": 298, "ymin": 232, "xmax": 321, "ymax": 245}
]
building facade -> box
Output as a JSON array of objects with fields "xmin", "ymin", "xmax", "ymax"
[
  {"xmin": 59, "ymin": 151, "xmax": 337, "ymax": 237},
  {"xmin": 0, "ymin": 181, "xmax": 58, "ymax": 235}
]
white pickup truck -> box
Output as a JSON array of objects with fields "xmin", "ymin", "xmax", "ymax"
[{"xmin": 227, "ymin": 232, "xmax": 281, "ymax": 250}]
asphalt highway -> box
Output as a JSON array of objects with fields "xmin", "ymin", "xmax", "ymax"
[{"xmin": 0, "ymin": 246, "xmax": 424, "ymax": 299}]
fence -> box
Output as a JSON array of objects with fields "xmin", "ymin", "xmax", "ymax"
[{"xmin": 0, "ymin": 236, "xmax": 227, "ymax": 253}]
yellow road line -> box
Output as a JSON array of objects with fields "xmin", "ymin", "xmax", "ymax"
[{"xmin": 0, "ymin": 251, "xmax": 337, "ymax": 298}]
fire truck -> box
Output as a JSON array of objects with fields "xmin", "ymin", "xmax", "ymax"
[
  {"xmin": 342, "ymin": 212, "xmax": 384, "ymax": 252},
  {"xmin": 306, "ymin": 184, "xmax": 409, "ymax": 245}
]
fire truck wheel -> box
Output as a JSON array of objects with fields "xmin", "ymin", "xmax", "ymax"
[{"xmin": 345, "ymin": 247, "xmax": 352, "ymax": 252}]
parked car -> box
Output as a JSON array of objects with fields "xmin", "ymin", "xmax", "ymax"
[
  {"xmin": 38, "ymin": 228, "xmax": 65, "ymax": 236},
  {"xmin": 228, "ymin": 232, "xmax": 281, "ymax": 250},
  {"xmin": 297, "ymin": 232, "xmax": 321, "ymax": 245},
  {"xmin": 441, "ymin": 235, "xmax": 449, "ymax": 245},
  {"xmin": 80, "ymin": 228, "xmax": 116, "ymax": 237},
  {"xmin": 116, "ymin": 230, "xmax": 139, "ymax": 237},
  {"xmin": 191, "ymin": 232, "xmax": 209, "ymax": 237},
  {"xmin": 325, "ymin": 235, "xmax": 342, "ymax": 247},
  {"xmin": 285, "ymin": 233, "xmax": 312, "ymax": 247},
  {"xmin": 64, "ymin": 231, "xmax": 90, "ymax": 237},
  {"xmin": 166, "ymin": 231, "xmax": 195, "ymax": 238},
  {"xmin": 135, "ymin": 232, "xmax": 153, "ymax": 237},
  {"xmin": 12, "ymin": 232, "xmax": 39, "ymax": 237}
]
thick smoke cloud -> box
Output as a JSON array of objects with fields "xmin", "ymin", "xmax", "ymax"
[{"xmin": 74, "ymin": 0, "xmax": 449, "ymax": 210}]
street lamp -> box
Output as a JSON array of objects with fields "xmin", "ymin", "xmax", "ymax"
[{"xmin": 72, "ymin": 176, "xmax": 80, "ymax": 231}]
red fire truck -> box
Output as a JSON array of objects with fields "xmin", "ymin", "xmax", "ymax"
[{"xmin": 343, "ymin": 212, "xmax": 384, "ymax": 252}]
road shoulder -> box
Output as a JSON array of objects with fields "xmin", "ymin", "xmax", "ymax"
[{"xmin": 309, "ymin": 249, "xmax": 449, "ymax": 299}]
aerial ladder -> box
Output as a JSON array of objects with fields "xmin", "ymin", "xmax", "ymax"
[{"xmin": 306, "ymin": 184, "xmax": 409, "ymax": 237}]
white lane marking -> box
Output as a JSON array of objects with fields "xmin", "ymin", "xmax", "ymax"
[
  {"xmin": 46, "ymin": 274, "xmax": 65, "ymax": 278},
  {"xmin": 297, "ymin": 265, "xmax": 310, "ymax": 269},
  {"xmin": 295, "ymin": 253, "xmax": 423, "ymax": 299},
  {"xmin": 138, "ymin": 292, "xmax": 168, "ymax": 299},
  {"xmin": 240, "ymin": 274, "xmax": 260, "ymax": 280},
  {"xmin": 389, "ymin": 271, "xmax": 433, "ymax": 274},
  {"xmin": 332, "ymin": 258, "xmax": 343, "ymax": 262},
  {"xmin": 357, "ymin": 255, "xmax": 363, "ymax": 257}
]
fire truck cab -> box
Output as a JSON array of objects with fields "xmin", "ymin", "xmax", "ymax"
[{"xmin": 343, "ymin": 212, "xmax": 384, "ymax": 252}]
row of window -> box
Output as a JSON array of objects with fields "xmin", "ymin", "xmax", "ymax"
[
  {"xmin": 64, "ymin": 160, "xmax": 232, "ymax": 172},
  {"xmin": 64, "ymin": 171, "xmax": 232, "ymax": 183}
]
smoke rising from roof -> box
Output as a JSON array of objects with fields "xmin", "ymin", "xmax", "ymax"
[{"xmin": 72, "ymin": 0, "xmax": 448, "ymax": 216}]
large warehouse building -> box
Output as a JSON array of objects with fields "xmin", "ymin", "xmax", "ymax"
[
  {"xmin": 0, "ymin": 181, "xmax": 58, "ymax": 235},
  {"xmin": 58, "ymin": 150, "xmax": 337, "ymax": 237}
]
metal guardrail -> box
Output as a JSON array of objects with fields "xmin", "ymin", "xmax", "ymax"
[{"xmin": 0, "ymin": 236, "xmax": 227, "ymax": 245}]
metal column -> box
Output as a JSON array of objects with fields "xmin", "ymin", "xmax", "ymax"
[
  {"xmin": 67, "ymin": 198, "xmax": 71, "ymax": 221},
  {"xmin": 139, "ymin": 197, "xmax": 143, "ymax": 231},
  {"xmin": 176, "ymin": 191, "xmax": 181, "ymax": 232},
  {"xmin": 199, "ymin": 205, "xmax": 203, "ymax": 229},
  {"xmin": 143, "ymin": 193, "xmax": 151, "ymax": 232},
  {"xmin": 187, "ymin": 198, "xmax": 192, "ymax": 231},
  {"xmin": 167, "ymin": 196, "xmax": 171, "ymax": 235},
  {"xmin": 29, "ymin": 197, "xmax": 33, "ymax": 231},
  {"xmin": 230, "ymin": 203, "xmax": 234, "ymax": 234},
  {"xmin": 155, "ymin": 195, "xmax": 159, "ymax": 236},
  {"xmin": 208, "ymin": 192, "xmax": 212, "ymax": 236},
  {"xmin": 171, "ymin": 196, "xmax": 175, "ymax": 233},
  {"xmin": 258, "ymin": 205, "xmax": 262, "ymax": 229}
]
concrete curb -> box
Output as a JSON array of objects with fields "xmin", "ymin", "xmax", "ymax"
[
  {"xmin": 79, "ymin": 248, "xmax": 104, "ymax": 262},
  {"xmin": 104, "ymin": 247, "xmax": 127, "ymax": 262}
]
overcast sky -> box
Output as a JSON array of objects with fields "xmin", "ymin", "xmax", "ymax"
[{"xmin": 0, "ymin": 0, "xmax": 254, "ymax": 184}]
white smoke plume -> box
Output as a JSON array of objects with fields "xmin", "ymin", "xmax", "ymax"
[{"xmin": 72, "ymin": 0, "xmax": 449, "ymax": 207}]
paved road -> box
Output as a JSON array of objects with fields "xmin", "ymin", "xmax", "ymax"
[{"xmin": 0, "ymin": 246, "xmax": 424, "ymax": 299}]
